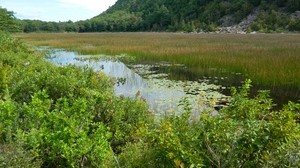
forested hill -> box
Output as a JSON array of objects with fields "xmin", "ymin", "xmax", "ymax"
[
  {"xmin": 4, "ymin": 0, "xmax": 300, "ymax": 33},
  {"xmin": 86, "ymin": 0, "xmax": 300, "ymax": 32}
]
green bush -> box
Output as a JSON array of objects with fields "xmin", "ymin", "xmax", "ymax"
[
  {"xmin": 9, "ymin": 63, "xmax": 113, "ymax": 103},
  {"xmin": 21, "ymin": 91, "xmax": 113, "ymax": 167},
  {"xmin": 0, "ymin": 143, "xmax": 42, "ymax": 168},
  {"xmin": 202, "ymin": 80, "xmax": 300, "ymax": 167},
  {"xmin": 288, "ymin": 19, "xmax": 300, "ymax": 31},
  {"xmin": 250, "ymin": 10, "xmax": 290, "ymax": 32},
  {"xmin": 0, "ymin": 32, "xmax": 153, "ymax": 167},
  {"xmin": 0, "ymin": 32, "xmax": 28, "ymax": 53},
  {"xmin": 118, "ymin": 80, "xmax": 300, "ymax": 167}
]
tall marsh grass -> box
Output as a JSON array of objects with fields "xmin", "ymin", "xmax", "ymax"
[{"xmin": 15, "ymin": 33, "xmax": 300, "ymax": 88}]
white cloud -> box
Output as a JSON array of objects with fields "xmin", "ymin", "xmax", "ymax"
[
  {"xmin": 57, "ymin": 0, "xmax": 117, "ymax": 12},
  {"xmin": 1, "ymin": 0, "xmax": 117, "ymax": 21}
]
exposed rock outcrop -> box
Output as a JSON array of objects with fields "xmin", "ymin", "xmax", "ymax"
[
  {"xmin": 290, "ymin": 11, "xmax": 300, "ymax": 19},
  {"xmin": 217, "ymin": 8, "xmax": 260, "ymax": 34}
]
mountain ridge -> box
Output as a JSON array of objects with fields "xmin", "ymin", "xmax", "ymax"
[
  {"xmin": 85, "ymin": 0, "xmax": 300, "ymax": 33},
  {"xmin": 7, "ymin": 0, "xmax": 300, "ymax": 33}
]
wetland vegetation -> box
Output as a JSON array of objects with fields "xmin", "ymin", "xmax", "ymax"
[
  {"xmin": 44, "ymin": 48, "xmax": 226, "ymax": 115},
  {"xmin": 16, "ymin": 32, "xmax": 300, "ymax": 105}
]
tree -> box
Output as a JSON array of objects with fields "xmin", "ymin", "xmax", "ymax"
[
  {"xmin": 0, "ymin": 7, "xmax": 20, "ymax": 32},
  {"xmin": 287, "ymin": 0, "xmax": 300, "ymax": 12}
]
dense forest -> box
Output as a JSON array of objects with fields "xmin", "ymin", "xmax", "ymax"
[
  {"xmin": 89, "ymin": 0, "xmax": 300, "ymax": 32},
  {"xmin": 1, "ymin": 0, "xmax": 300, "ymax": 33}
]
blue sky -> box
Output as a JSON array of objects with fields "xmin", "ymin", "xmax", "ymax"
[{"xmin": 1, "ymin": 0, "xmax": 117, "ymax": 22}]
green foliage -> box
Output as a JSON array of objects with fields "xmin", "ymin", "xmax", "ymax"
[
  {"xmin": 199, "ymin": 80, "xmax": 299, "ymax": 167},
  {"xmin": 0, "ymin": 90, "xmax": 114, "ymax": 167},
  {"xmin": 287, "ymin": 0, "xmax": 300, "ymax": 12},
  {"xmin": 0, "ymin": 7, "xmax": 20, "ymax": 32},
  {"xmin": 15, "ymin": 0, "xmax": 299, "ymax": 32},
  {"xmin": 0, "ymin": 32, "xmax": 152, "ymax": 167},
  {"xmin": 19, "ymin": 91, "xmax": 113, "ymax": 167},
  {"xmin": 118, "ymin": 79, "xmax": 300, "ymax": 167},
  {"xmin": 0, "ymin": 63, "xmax": 11, "ymax": 99},
  {"xmin": 288, "ymin": 18, "xmax": 300, "ymax": 31},
  {"xmin": 208, "ymin": 80, "xmax": 298, "ymax": 167},
  {"xmin": 88, "ymin": 11, "xmax": 143, "ymax": 32},
  {"xmin": 250, "ymin": 10, "xmax": 292, "ymax": 32},
  {"xmin": 0, "ymin": 32, "xmax": 28, "ymax": 53},
  {"xmin": 75, "ymin": 0, "xmax": 300, "ymax": 32},
  {"xmin": 0, "ymin": 143, "xmax": 42, "ymax": 168},
  {"xmin": 9, "ymin": 63, "xmax": 113, "ymax": 103}
]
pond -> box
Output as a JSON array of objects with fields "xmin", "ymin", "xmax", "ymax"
[
  {"xmin": 46, "ymin": 49, "xmax": 227, "ymax": 116},
  {"xmin": 45, "ymin": 48, "xmax": 300, "ymax": 113}
]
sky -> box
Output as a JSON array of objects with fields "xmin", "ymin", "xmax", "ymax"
[{"xmin": 1, "ymin": 0, "xmax": 118, "ymax": 22}]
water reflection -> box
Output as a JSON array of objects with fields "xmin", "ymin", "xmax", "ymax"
[
  {"xmin": 47, "ymin": 49, "xmax": 147, "ymax": 97},
  {"xmin": 47, "ymin": 49, "xmax": 224, "ymax": 116}
]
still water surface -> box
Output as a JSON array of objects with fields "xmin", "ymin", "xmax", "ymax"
[{"xmin": 46, "ymin": 49, "xmax": 225, "ymax": 115}]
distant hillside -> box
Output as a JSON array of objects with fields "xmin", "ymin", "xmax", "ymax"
[
  {"xmin": 18, "ymin": 0, "xmax": 300, "ymax": 33},
  {"xmin": 82, "ymin": 0, "xmax": 300, "ymax": 33}
]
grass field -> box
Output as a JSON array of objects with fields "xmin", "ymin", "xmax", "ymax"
[{"xmin": 15, "ymin": 32, "xmax": 300, "ymax": 88}]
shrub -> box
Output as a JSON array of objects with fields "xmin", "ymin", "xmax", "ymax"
[
  {"xmin": 0, "ymin": 32, "xmax": 28, "ymax": 53},
  {"xmin": 118, "ymin": 80, "xmax": 300, "ymax": 167},
  {"xmin": 288, "ymin": 19, "xmax": 300, "ymax": 31},
  {"xmin": 0, "ymin": 143, "xmax": 42, "ymax": 168},
  {"xmin": 250, "ymin": 10, "xmax": 290, "ymax": 32},
  {"xmin": 0, "ymin": 32, "xmax": 152, "ymax": 167}
]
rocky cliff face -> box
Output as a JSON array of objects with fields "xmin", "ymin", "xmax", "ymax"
[
  {"xmin": 215, "ymin": 8, "xmax": 300, "ymax": 34},
  {"xmin": 216, "ymin": 8, "xmax": 260, "ymax": 34},
  {"xmin": 291, "ymin": 11, "xmax": 300, "ymax": 19}
]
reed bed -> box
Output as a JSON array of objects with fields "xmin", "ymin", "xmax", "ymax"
[{"xmin": 15, "ymin": 32, "xmax": 300, "ymax": 88}]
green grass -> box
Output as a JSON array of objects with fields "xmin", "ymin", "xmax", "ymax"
[{"xmin": 15, "ymin": 32, "xmax": 300, "ymax": 87}]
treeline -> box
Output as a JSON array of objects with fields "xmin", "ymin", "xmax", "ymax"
[
  {"xmin": 1, "ymin": 0, "xmax": 300, "ymax": 33},
  {"xmin": 88, "ymin": 0, "xmax": 300, "ymax": 32},
  {"xmin": 0, "ymin": 7, "xmax": 20, "ymax": 32},
  {"xmin": 20, "ymin": 20, "xmax": 78, "ymax": 33}
]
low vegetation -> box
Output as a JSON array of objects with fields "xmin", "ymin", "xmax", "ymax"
[
  {"xmin": 1, "ymin": 30, "xmax": 300, "ymax": 167},
  {"xmin": 249, "ymin": 9, "xmax": 300, "ymax": 32},
  {"xmin": 0, "ymin": 31, "xmax": 152, "ymax": 167},
  {"xmin": 16, "ymin": 33, "xmax": 300, "ymax": 89}
]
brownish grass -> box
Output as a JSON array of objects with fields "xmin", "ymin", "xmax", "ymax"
[{"xmin": 15, "ymin": 32, "xmax": 300, "ymax": 87}]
